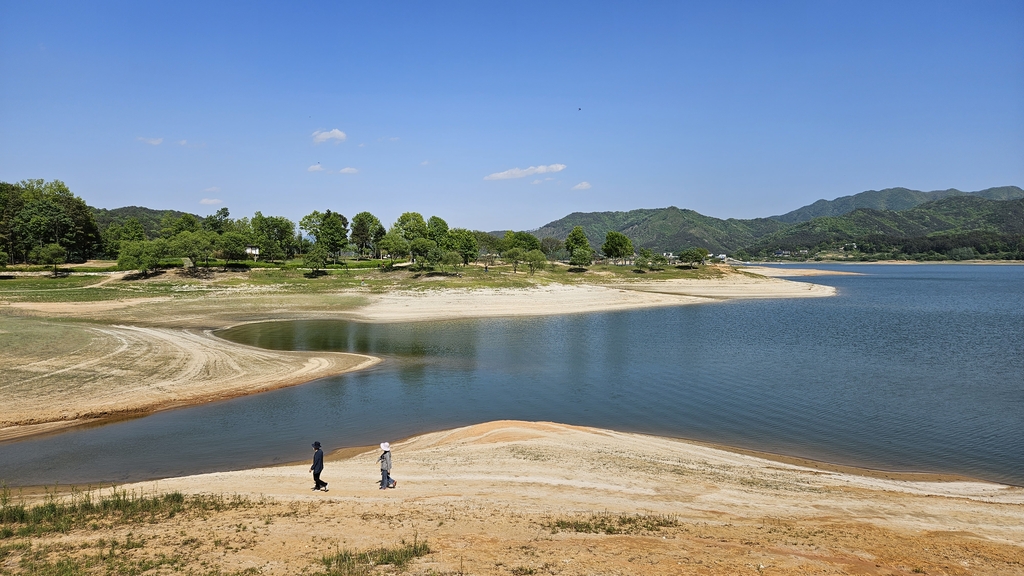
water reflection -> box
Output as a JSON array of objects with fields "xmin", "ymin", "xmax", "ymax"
[{"xmin": 1, "ymin": 265, "xmax": 1022, "ymax": 486}]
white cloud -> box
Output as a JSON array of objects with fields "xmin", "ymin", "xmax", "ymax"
[
  {"xmin": 531, "ymin": 179, "xmax": 542, "ymax": 185},
  {"xmin": 177, "ymin": 139, "xmax": 187, "ymax": 146},
  {"xmin": 420, "ymin": 160, "xmax": 430, "ymax": 166},
  {"xmin": 312, "ymin": 129, "xmax": 347, "ymax": 144},
  {"xmin": 484, "ymin": 164, "xmax": 566, "ymax": 180},
  {"xmin": 358, "ymin": 143, "xmax": 366, "ymax": 147},
  {"xmin": 338, "ymin": 167, "xmax": 358, "ymax": 174},
  {"xmin": 571, "ymin": 181, "xmax": 592, "ymax": 191},
  {"xmin": 137, "ymin": 137, "xmax": 163, "ymax": 145},
  {"xmin": 308, "ymin": 164, "xmax": 324, "ymax": 172},
  {"xmin": 204, "ymin": 186, "xmax": 220, "ymax": 193},
  {"xmin": 199, "ymin": 198, "xmax": 222, "ymax": 205}
]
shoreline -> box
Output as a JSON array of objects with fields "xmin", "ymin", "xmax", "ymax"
[{"xmin": 1, "ymin": 272, "xmax": 833, "ymax": 441}]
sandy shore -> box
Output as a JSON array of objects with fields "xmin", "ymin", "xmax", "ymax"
[
  {"xmin": 1, "ymin": 271, "xmax": 832, "ymax": 439},
  {"xmin": 0, "ymin": 325, "xmax": 379, "ymax": 441},
  {"xmin": 10, "ymin": 421, "xmax": 1022, "ymax": 575}
]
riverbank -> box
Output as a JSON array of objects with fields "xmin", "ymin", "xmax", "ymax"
[
  {"xmin": 5, "ymin": 421, "xmax": 1022, "ymax": 575},
  {"xmin": 0, "ymin": 267, "xmax": 833, "ymax": 440}
]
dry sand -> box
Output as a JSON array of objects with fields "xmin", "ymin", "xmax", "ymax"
[
  {"xmin": 12, "ymin": 421, "xmax": 1022, "ymax": 575},
  {"xmin": 0, "ymin": 325, "xmax": 378, "ymax": 441}
]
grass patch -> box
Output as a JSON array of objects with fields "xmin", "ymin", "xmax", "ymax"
[
  {"xmin": 545, "ymin": 512, "xmax": 678, "ymax": 535},
  {"xmin": 316, "ymin": 536, "xmax": 430, "ymax": 575},
  {"xmin": 0, "ymin": 486, "xmax": 255, "ymax": 538}
]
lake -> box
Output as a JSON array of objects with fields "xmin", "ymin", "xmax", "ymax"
[{"xmin": 1, "ymin": 264, "xmax": 1022, "ymax": 486}]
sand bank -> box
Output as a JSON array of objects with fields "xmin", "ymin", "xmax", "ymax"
[
  {"xmin": 349, "ymin": 273, "xmax": 833, "ymax": 323},
  {"xmin": 15, "ymin": 421, "xmax": 1021, "ymax": 575},
  {"xmin": 1, "ymin": 272, "xmax": 831, "ymax": 440},
  {"xmin": 0, "ymin": 325, "xmax": 378, "ymax": 441}
]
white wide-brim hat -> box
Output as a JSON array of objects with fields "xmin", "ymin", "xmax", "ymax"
[{"xmin": 380, "ymin": 442, "xmax": 390, "ymax": 451}]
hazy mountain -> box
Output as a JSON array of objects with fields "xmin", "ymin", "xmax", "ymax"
[{"xmin": 770, "ymin": 186, "xmax": 1024, "ymax": 223}]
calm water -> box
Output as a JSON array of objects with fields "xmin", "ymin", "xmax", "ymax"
[{"xmin": 1, "ymin": 264, "xmax": 1022, "ymax": 486}]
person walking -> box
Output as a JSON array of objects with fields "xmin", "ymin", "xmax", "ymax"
[
  {"xmin": 377, "ymin": 442, "xmax": 396, "ymax": 489},
  {"xmin": 310, "ymin": 441, "xmax": 328, "ymax": 492}
]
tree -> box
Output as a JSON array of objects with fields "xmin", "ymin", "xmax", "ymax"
[
  {"xmin": 377, "ymin": 229, "xmax": 409, "ymax": 263},
  {"xmin": 410, "ymin": 237, "xmax": 437, "ymax": 267},
  {"xmin": 300, "ymin": 209, "xmax": 347, "ymax": 263},
  {"xmin": 426, "ymin": 216, "xmax": 450, "ymax": 249},
  {"xmin": 539, "ymin": 237, "xmax": 563, "ymax": 258},
  {"xmin": 170, "ymin": 230, "xmax": 215, "ymax": 269},
  {"xmin": 651, "ymin": 252, "xmax": 668, "ymax": 270},
  {"xmin": 350, "ymin": 212, "xmax": 383, "ymax": 257},
  {"xmin": 602, "ymin": 231, "xmax": 633, "ymax": 264},
  {"xmin": 524, "ymin": 249, "xmax": 546, "ymax": 275},
  {"xmin": 678, "ymin": 247, "xmax": 709, "ymax": 268},
  {"xmin": 0, "ymin": 249, "xmax": 7, "ymax": 267},
  {"xmin": 473, "ymin": 231, "xmax": 503, "ymax": 255},
  {"xmin": 565, "ymin": 226, "xmax": 593, "ymax": 268},
  {"xmin": 303, "ymin": 242, "xmax": 330, "ymax": 275},
  {"xmin": 448, "ymin": 228, "xmax": 479, "ymax": 265},
  {"xmin": 31, "ymin": 243, "xmax": 65, "ymax": 276},
  {"xmin": 218, "ymin": 232, "xmax": 250, "ymax": 265},
  {"xmin": 203, "ymin": 207, "xmax": 231, "ymax": 234},
  {"xmin": 501, "ymin": 230, "xmax": 541, "ymax": 254},
  {"xmin": 441, "ymin": 250, "xmax": 462, "ymax": 273},
  {"xmin": 118, "ymin": 239, "xmax": 167, "ymax": 277},
  {"xmin": 504, "ymin": 247, "xmax": 525, "ymax": 273},
  {"xmin": 634, "ymin": 248, "xmax": 651, "ymax": 271},
  {"xmin": 252, "ymin": 212, "xmax": 296, "ymax": 262},
  {"xmin": 394, "ymin": 212, "xmax": 428, "ymax": 244}
]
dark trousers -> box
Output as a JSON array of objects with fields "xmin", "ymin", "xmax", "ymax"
[
  {"xmin": 381, "ymin": 469, "xmax": 392, "ymax": 488},
  {"xmin": 313, "ymin": 470, "xmax": 327, "ymax": 489}
]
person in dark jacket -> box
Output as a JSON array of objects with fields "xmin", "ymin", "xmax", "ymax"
[
  {"xmin": 377, "ymin": 442, "xmax": 396, "ymax": 489},
  {"xmin": 311, "ymin": 441, "xmax": 328, "ymax": 491}
]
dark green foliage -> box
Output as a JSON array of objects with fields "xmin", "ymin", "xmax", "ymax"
[
  {"xmin": 601, "ymin": 230, "xmax": 633, "ymax": 263},
  {"xmin": 565, "ymin": 226, "xmax": 592, "ymax": 267},
  {"xmin": 771, "ymin": 186, "xmax": 1024, "ymax": 223},
  {"xmin": 534, "ymin": 207, "xmax": 786, "ymax": 254},
  {"xmin": 1, "ymin": 180, "xmax": 101, "ymax": 263},
  {"xmin": 501, "ymin": 230, "xmax": 541, "ymax": 254},
  {"xmin": 751, "ymin": 197, "xmax": 1024, "ymax": 256},
  {"xmin": 92, "ymin": 206, "xmax": 195, "ymax": 240}
]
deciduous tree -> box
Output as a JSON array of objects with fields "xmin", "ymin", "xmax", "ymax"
[{"xmin": 602, "ymin": 231, "xmax": 633, "ymax": 264}]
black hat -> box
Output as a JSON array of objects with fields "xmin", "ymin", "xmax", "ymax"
[{"xmin": 312, "ymin": 441, "xmax": 321, "ymax": 449}]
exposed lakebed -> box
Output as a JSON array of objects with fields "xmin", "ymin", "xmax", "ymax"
[{"xmin": 2, "ymin": 264, "xmax": 1022, "ymax": 486}]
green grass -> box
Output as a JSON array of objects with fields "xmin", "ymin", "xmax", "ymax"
[
  {"xmin": 545, "ymin": 512, "xmax": 679, "ymax": 535},
  {"xmin": 0, "ymin": 486, "xmax": 255, "ymax": 539},
  {"xmin": 316, "ymin": 537, "xmax": 431, "ymax": 576}
]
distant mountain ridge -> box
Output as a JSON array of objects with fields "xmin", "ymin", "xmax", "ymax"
[
  {"xmin": 770, "ymin": 186, "xmax": 1024, "ymax": 223},
  {"xmin": 530, "ymin": 186, "xmax": 1023, "ymax": 255}
]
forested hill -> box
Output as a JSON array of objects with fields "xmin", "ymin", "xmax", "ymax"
[
  {"xmin": 92, "ymin": 206, "xmax": 199, "ymax": 239},
  {"xmin": 748, "ymin": 196, "xmax": 1024, "ymax": 253},
  {"xmin": 769, "ymin": 186, "xmax": 1024, "ymax": 224},
  {"xmin": 531, "ymin": 207, "xmax": 786, "ymax": 254},
  {"xmin": 531, "ymin": 195, "xmax": 1024, "ymax": 256}
]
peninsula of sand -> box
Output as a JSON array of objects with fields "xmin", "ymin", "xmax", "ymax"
[
  {"xmin": 1, "ymin": 265, "xmax": 833, "ymax": 441},
  {"xmin": 4, "ymin": 265, "xmax": 1024, "ymax": 575}
]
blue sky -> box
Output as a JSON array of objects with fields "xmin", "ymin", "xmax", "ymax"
[{"xmin": 2, "ymin": 1, "xmax": 1022, "ymax": 231}]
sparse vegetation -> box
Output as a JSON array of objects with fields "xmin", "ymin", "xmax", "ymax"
[
  {"xmin": 545, "ymin": 512, "xmax": 678, "ymax": 535},
  {"xmin": 316, "ymin": 537, "xmax": 430, "ymax": 576}
]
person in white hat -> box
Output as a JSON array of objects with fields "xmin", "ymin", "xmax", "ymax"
[{"xmin": 377, "ymin": 442, "xmax": 396, "ymax": 489}]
